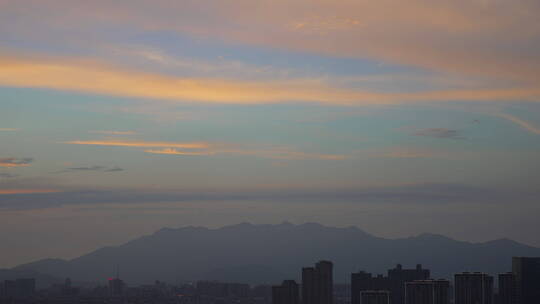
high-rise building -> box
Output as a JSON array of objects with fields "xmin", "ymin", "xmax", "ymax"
[
  {"xmin": 360, "ymin": 290, "xmax": 391, "ymax": 304},
  {"xmin": 351, "ymin": 272, "xmax": 392, "ymax": 304},
  {"xmin": 512, "ymin": 257, "xmax": 540, "ymax": 304},
  {"xmin": 388, "ymin": 264, "xmax": 430, "ymax": 304},
  {"xmin": 454, "ymin": 272, "xmax": 493, "ymax": 304},
  {"xmin": 108, "ymin": 278, "xmax": 124, "ymax": 296},
  {"xmin": 405, "ymin": 280, "xmax": 449, "ymax": 304},
  {"xmin": 273, "ymin": 280, "xmax": 300, "ymax": 304},
  {"xmin": 497, "ymin": 273, "xmax": 515, "ymax": 304},
  {"xmin": 352, "ymin": 264, "xmax": 430, "ymax": 304},
  {"xmin": 15, "ymin": 278, "xmax": 35, "ymax": 297},
  {"xmin": 3, "ymin": 280, "xmax": 16, "ymax": 298},
  {"xmin": 302, "ymin": 260, "xmax": 333, "ymax": 304}
]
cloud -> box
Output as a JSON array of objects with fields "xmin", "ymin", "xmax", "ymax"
[
  {"xmin": 145, "ymin": 147, "xmax": 346, "ymax": 160},
  {"xmin": 0, "ymin": 173, "xmax": 18, "ymax": 178},
  {"xmin": 0, "ymin": 128, "xmax": 18, "ymax": 131},
  {"xmin": 413, "ymin": 128, "xmax": 462, "ymax": 139},
  {"xmin": 88, "ymin": 130, "xmax": 136, "ymax": 135},
  {"xmin": 0, "ymin": 158, "xmax": 33, "ymax": 168},
  {"xmin": 49, "ymin": 166, "xmax": 124, "ymax": 173},
  {"xmin": 2, "ymin": 0, "xmax": 539, "ymax": 86},
  {"xmin": 381, "ymin": 147, "xmax": 450, "ymax": 159},
  {"xmin": 61, "ymin": 166, "xmax": 124, "ymax": 173},
  {"xmin": 63, "ymin": 140, "xmax": 209, "ymax": 149},
  {"xmin": 1, "ymin": 54, "xmax": 539, "ymax": 105},
  {"xmin": 495, "ymin": 113, "xmax": 540, "ymax": 135},
  {"xmin": 144, "ymin": 148, "xmax": 215, "ymax": 156},
  {"xmin": 64, "ymin": 139, "xmax": 345, "ymax": 160},
  {"xmin": 0, "ymin": 183, "xmax": 534, "ymax": 211},
  {"xmin": 0, "ymin": 189, "xmax": 61, "ymax": 195}
]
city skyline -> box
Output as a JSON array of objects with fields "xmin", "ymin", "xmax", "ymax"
[
  {"xmin": 2, "ymin": 257, "xmax": 539, "ymax": 304},
  {"xmin": 1, "ymin": 0, "xmax": 540, "ymax": 273}
]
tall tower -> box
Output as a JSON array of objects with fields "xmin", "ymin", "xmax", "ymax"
[
  {"xmin": 302, "ymin": 260, "xmax": 333, "ymax": 304},
  {"xmin": 497, "ymin": 273, "xmax": 516, "ymax": 304},
  {"xmin": 512, "ymin": 257, "xmax": 540, "ymax": 304}
]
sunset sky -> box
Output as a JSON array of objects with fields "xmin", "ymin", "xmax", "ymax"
[{"xmin": 1, "ymin": 0, "xmax": 540, "ymax": 267}]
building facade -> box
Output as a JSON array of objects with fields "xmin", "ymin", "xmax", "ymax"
[
  {"xmin": 512, "ymin": 257, "xmax": 540, "ymax": 304},
  {"xmin": 454, "ymin": 272, "xmax": 493, "ymax": 304},
  {"xmin": 405, "ymin": 280, "xmax": 449, "ymax": 304}
]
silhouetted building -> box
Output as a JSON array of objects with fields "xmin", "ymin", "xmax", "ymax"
[
  {"xmin": 351, "ymin": 272, "xmax": 392, "ymax": 304},
  {"xmin": 360, "ymin": 290, "xmax": 390, "ymax": 304},
  {"xmin": 16, "ymin": 278, "xmax": 35, "ymax": 297},
  {"xmin": 388, "ymin": 264, "xmax": 430, "ymax": 304},
  {"xmin": 405, "ymin": 280, "xmax": 449, "ymax": 304},
  {"xmin": 512, "ymin": 257, "xmax": 540, "ymax": 304},
  {"xmin": 302, "ymin": 260, "xmax": 333, "ymax": 304},
  {"xmin": 108, "ymin": 277, "xmax": 124, "ymax": 296},
  {"xmin": 352, "ymin": 264, "xmax": 429, "ymax": 304},
  {"xmin": 454, "ymin": 272, "xmax": 493, "ymax": 304},
  {"xmin": 2, "ymin": 280, "xmax": 16, "ymax": 298},
  {"xmin": 273, "ymin": 280, "xmax": 299, "ymax": 304},
  {"xmin": 1, "ymin": 279, "xmax": 35, "ymax": 298},
  {"xmin": 497, "ymin": 273, "xmax": 515, "ymax": 304}
]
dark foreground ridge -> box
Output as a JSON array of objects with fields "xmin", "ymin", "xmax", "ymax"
[{"xmin": 3, "ymin": 222, "xmax": 540, "ymax": 285}]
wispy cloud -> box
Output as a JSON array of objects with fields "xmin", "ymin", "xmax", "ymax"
[
  {"xmin": 88, "ymin": 130, "xmax": 136, "ymax": 135},
  {"xmin": 0, "ymin": 128, "xmax": 19, "ymax": 131},
  {"xmin": 413, "ymin": 128, "xmax": 462, "ymax": 139},
  {"xmin": 64, "ymin": 139, "xmax": 345, "ymax": 160},
  {"xmin": 496, "ymin": 113, "xmax": 540, "ymax": 135},
  {"xmin": 144, "ymin": 148, "xmax": 215, "ymax": 156},
  {"xmin": 58, "ymin": 166, "xmax": 124, "ymax": 173},
  {"xmin": 2, "ymin": 0, "xmax": 538, "ymax": 85},
  {"xmin": 0, "ymin": 158, "xmax": 33, "ymax": 168},
  {"xmin": 0, "ymin": 189, "xmax": 60, "ymax": 195},
  {"xmin": 0, "ymin": 183, "xmax": 532, "ymax": 210},
  {"xmin": 63, "ymin": 140, "xmax": 209, "ymax": 149},
  {"xmin": 1, "ymin": 55, "xmax": 539, "ymax": 105},
  {"xmin": 145, "ymin": 147, "xmax": 346, "ymax": 160},
  {"xmin": 381, "ymin": 147, "xmax": 451, "ymax": 159},
  {"xmin": 0, "ymin": 173, "xmax": 18, "ymax": 178}
]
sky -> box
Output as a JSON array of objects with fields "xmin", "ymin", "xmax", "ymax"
[{"xmin": 1, "ymin": 0, "xmax": 540, "ymax": 268}]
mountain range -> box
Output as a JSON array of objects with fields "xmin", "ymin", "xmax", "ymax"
[{"xmin": 4, "ymin": 222, "xmax": 540, "ymax": 286}]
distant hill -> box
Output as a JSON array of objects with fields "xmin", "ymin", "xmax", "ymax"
[{"xmin": 7, "ymin": 222, "xmax": 540, "ymax": 285}]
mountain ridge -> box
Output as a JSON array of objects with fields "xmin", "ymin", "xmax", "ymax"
[{"xmin": 5, "ymin": 222, "xmax": 540, "ymax": 286}]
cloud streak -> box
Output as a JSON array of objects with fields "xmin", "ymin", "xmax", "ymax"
[
  {"xmin": 88, "ymin": 130, "xmax": 136, "ymax": 135},
  {"xmin": 2, "ymin": 0, "xmax": 539, "ymax": 85},
  {"xmin": 1, "ymin": 55, "xmax": 539, "ymax": 106},
  {"xmin": 59, "ymin": 166, "xmax": 124, "ymax": 173},
  {"xmin": 64, "ymin": 139, "xmax": 345, "ymax": 160},
  {"xmin": 63, "ymin": 140, "xmax": 209, "ymax": 149},
  {"xmin": 413, "ymin": 128, "xmax": 462, "ymax": 139},
  {"xmin": 0, "ymin": 158, "xmax": 33, "ymax": 168}
]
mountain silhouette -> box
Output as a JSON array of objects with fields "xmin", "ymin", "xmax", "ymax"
[{"xmin": 6, "ymin": 222, "xmax": 540, "ymax": 285}]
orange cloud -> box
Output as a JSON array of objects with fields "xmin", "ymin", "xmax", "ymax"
[
  {"xmin": 64, "ymin": 139, "xmax": 345, "ymax": 160},
  {"xmin": 0, "ymin": 128, "xmax": 19, "ymax": 131},
  {"xmin": 4, "ymin": 0, "xmax": 538, "ymax": 84},
  {"xmin": 1, "ymin": 55, "xmax": 539, "ymax": 105}
]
